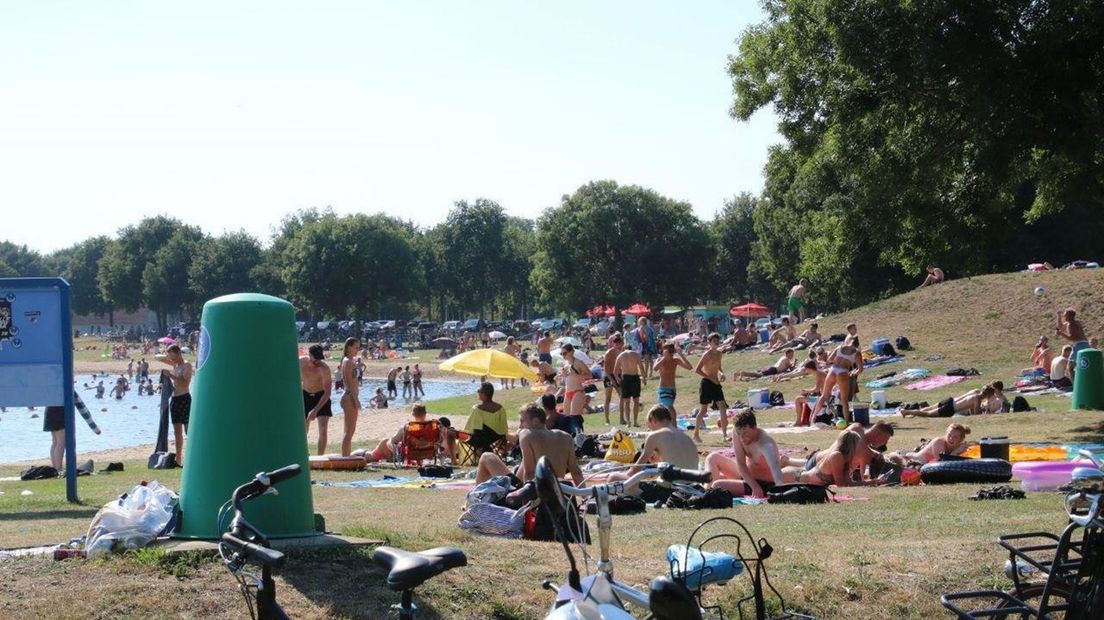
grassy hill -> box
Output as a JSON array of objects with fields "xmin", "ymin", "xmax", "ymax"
[{"xmin": 2, "ymin": 268, "xmax": 1104, "ymax": 619}]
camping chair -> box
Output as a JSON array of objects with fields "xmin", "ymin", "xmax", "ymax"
[
  {"xmin": 454, "ymin": 426, "xmax": 509, "ymax": 467},
  {"xmin": 399, "ymin": 419, "xmax": 444, "ymax": 466}
]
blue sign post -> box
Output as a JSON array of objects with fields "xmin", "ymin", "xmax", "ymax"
[{"xmin": 0, "ymin": 278, "xmax": 78, "ymax": 502}]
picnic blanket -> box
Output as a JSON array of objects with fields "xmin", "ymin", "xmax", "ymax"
[
  {"xmin": 317, "ymin": 476, "xmax": 475, "ymax": 491},
  {"xmin": 904, "ymin": 375, "xmax": 967, "ymax": 391},
  {"xmin": 866, "ymin": 368, "xmax": 929, "ymax": 388},
  {"xmin": 862, "ymin": 355, "xmax": 905, "ymax": 369}
]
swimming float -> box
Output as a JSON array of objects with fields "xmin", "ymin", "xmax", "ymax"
[
  {"xmin": 962, "ymin": 444, "xmax": 1068, "ymax": 462},
  {"xmin": 920, "ymin": 458, "xmax": 1012, "ymax": 484},
  {"xmin": 1012, "ymin": 459, "xmax": 1089, "ymax": 491}
]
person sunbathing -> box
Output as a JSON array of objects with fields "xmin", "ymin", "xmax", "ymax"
[
  {"xmin": 783, "ymin": 429, "xmax": 876, "ymax": 487},
  {"xmin": 893, "ymin": 423, "xmax": 969, "ymax": 465},
  {"xmin": 1022, "ymin": 336, "xmax": 1053, "ymax": 377},
  {"xmin": 606, "ymin": 405, "xmax": 700, "ymax": 483},
  {"xmin": 720, "ymin": 324, "xmax": 757, "ymax": 352},
  {"xmin": 769, "ymin": 322, "xmax": 822, "ymax": 352},
  {"xmin": 766, "ymin": 317, "xmax": 796, "ymax": 349},
  {"xmin": 474, "ymin": 403, "xmax": 583, "ymax": 485},
  {"xmin": 355, "ymin": 403, "xmax": 443, "ymax": 463},
  {"xmin": 903, "ymin": 384, "xmax": 1001, "ymax": 418},
  {"xmin": 734, "ymin": 348, "xmax": 796, "ymax": 380},
  {"xmin": 705, "ymin": 409, "xmax": 786, "ymax": 498}
]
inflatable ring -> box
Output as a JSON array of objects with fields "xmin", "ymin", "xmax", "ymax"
[
  {"xmin": 920, "ymin": 458, "xmax": 1012, "ymax": 484},
  {"xmin": 309, "ymin": 456, "xmax": 367, "ymax": 471}
]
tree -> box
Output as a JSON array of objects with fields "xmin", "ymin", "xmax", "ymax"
[
  {"xmin": 98, "ymin": 216, "xmax": 187, "ymax": 313},
  {"xmin": 0, "ymin": 241, "xmax": 44, "ymax": 276},
  {"xmin": 142, "ymin": 226, "xmax": 206, "ymax": 330},
  {"xmin": 281, "ymin": 213, "xmax": 423, "ymax": 318},
  {"xmin": 532, "ymin": 180, "xmax": 712, "ymax": 314},
  {"xmin": 188, "ymin": 231, "xmax": 263, "ymax": 304},
  {"xmin": 711, "ymin": 193, "xmax": 761, "ymax": 304},
  {"xmin": 496, "ymin": 217, "xmax": 535, "ymax": 319},
  {"xmin": 438, "ymin": 199, "xmax": 509, "ymax": 319},
  {"xmin": 730, "ymin": 0, "xmax": 1104, "ymax": 309},
  {"xmin": 63, "ymin": 237, "xmax": 113, "ymax": 320}
]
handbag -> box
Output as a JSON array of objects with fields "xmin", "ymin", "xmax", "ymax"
[{"xmin": 767, "ymin": 483, "xmax": 834, "ymax": 504}]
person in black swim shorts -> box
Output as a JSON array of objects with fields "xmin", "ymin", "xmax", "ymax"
[
  {"xmin": 44, "ymin": 405, "xmax": 65, "ymax": 469},
  {"xmin": 300, "ymin": 344, "xmax": 334, "ymax": 455},
  {"xmin": 157, "ymin": 344, "xmax": 193, "ymax": 466}
]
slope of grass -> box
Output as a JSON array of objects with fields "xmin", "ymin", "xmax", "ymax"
[{"xmin": 2, "ymin": 268, "xmax": 1103, "ymax": 619}]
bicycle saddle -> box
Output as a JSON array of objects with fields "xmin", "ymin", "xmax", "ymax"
[
  {"xmin": 372, "ymin": 546, "xmax": 468, "ymax": 591},
  {"xmin": 649, "ymin": 576, "xmax": 703, "ymax": 620}
]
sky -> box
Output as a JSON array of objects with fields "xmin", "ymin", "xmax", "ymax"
[{"xmin": 0, "ymin": 1, "xmax": 780, "ymax": 253}]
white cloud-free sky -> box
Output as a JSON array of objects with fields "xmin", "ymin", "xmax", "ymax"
[{"xmin": 1, "ymin": 1, "xmax": 779, "ymax": 253}]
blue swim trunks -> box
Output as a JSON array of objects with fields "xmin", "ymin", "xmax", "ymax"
[
  {"xmin": 539, "ymin": 352, "xmax": 553, "ymax": 363},
  {"xmin": 657, "ymin": 386, "xmax": 676, "ymax": 409}
]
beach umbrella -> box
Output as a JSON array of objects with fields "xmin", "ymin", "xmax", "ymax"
[
  {"xmin": 488, "ymin": 330, "xmax": 508, "ymax": 340},
  {"xmin": 157, "ymin": 337, "xmax": 176, "ymax": 345},
  {"xmin": 440, "ymin": 349, "xmax": 537, "ymax": 380},
  {"xmin": 552, "ymin": 348, "xmax": 593, "ymax": 365},
  {"xmin": 431, "ymin": 337, "xmax": 458, "ymax": 349},
  {"xmin": 624, "ymin": 303, "xmax": 651, "ymax": 316},
  {"xmin": 729, "ymin": 303, "xmax": 770, "ymax": 318},
  {"xmin": 555, "ymin": 336, "xmax": 582, "ymax": 348}
]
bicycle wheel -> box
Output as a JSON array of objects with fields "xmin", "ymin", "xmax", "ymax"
[{"xmin": 992, "ymin": 581, "xmax": 1072, "ymax": 620}]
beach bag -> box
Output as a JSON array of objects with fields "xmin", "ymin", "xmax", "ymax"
[
  {"xmin": 881, "ymin": 343, "xmax": 896, "ymax": 357},
  {"xmin": 465, "ymin": 476, "xmax": 514, "ymax": 507},
  {"xmin": 605, "ymin": 432, "xmax": 638, "ymax": 464},
  {"xmin": 769, "ymin": 391, "xmax": 785, "ymax": 407},
  {"xmin": 575, "ymin": 435, "xmax": 602, "ymax": 459},
  {"xmin": 526, "ymin": 500, "xmax": 591, "ymax": 543},
  {"xmin": 418, "ymin": 465, "xmax": 453, "ymax": 478},
  {"xmin": 895, "ymin": 336, "xmax": 912, "ymax": 351},
  {"xmin": 585, "ymin": 494, "xmax": 646, "ymax": 515},
  {"xmin": 1012, "ymin": 396, "xmax": 1033, "ymax": 412},
  {"xmin": 767, "ymin": 483, "xmax": 833, "ymax": 504},
  {"xmin": 639, "ymin": 481, "xmax": 675, "ymax": 504},
  {"xmin": 20, "ymin": 465, "xmax": 58, "ymax": 481}
]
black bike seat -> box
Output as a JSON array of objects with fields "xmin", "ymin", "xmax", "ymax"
[
  {"xmin": 649, "ymin": 576, "xmax": 703, "ymax": 620},
  {"xmin": 372, "ymin": 546, "xmax": 467, "ymax": 591}
]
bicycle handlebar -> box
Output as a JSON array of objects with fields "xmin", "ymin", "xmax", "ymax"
[
  {"xmin": 556, "ymin": 463, "xmax": 712, "ymax": 498},
  {"xmin": 221, "ymin": 533, "xmax": 287, "ymax": 569}
]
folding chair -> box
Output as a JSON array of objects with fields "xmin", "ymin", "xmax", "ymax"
[
  {"xmin": 454, "ymin": 426, "xmax": 508, "ymax": 467},
  {"xmin": 399, "ymin": 419, "xmax": 444, "ymax": 466}
]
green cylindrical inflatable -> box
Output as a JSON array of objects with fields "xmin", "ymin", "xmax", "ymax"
[
  {"xmin": 174, "ymin": 293, "xmax": 316, "ymax": 539},
  {"xmin": 1072, "ymin": 348, "xmax": 1104, "ymax": 411}
]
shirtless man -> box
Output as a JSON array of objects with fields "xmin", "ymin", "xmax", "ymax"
[
  {"xmin": 607, "ymin": 405, "xmax": 699, "ymax": 485},
  {"xmin": 693, "ymin": 333, "xmax": 729, "ymax": 443},
  {"xmin": 917, "ymin": 266, "xmax": 944, "ymax": 289},
  {"xmin": 786, "ymin": 278, "xmax": 808, "ymax": 323},
  {"xmin": 529, "ymin": 358, "xmax": 558, "ymax": 390},
  {"xmin": 705, "ymin": 409, "xmax": 786, "ymax": 498},
  {"xmin": 475, "ymin": 404, "xmax": 584, "ymax": 486},
  {"xmin": 537, "ymin": 331, "xmax": 555, "ymax": 365},
  {"xmin": 386, "ymin": 366, "xmax": 400, "ymax": 399},
  {"xmin": 614, "ymin": 344, "xmax": 645, "ymax": 426},
  {"xmin": 767, "ymin": 317, "xmax": 797, "ymax": 349},
  {"xmin": 903, "ymin": 384, "xmax": 1002, "ymax": 418},
  {"xmin": 1024, "ymin": 336, "xmax": 1053, "ymax": 377},
  {"xmin": 155, "ymin": 344, "xmax": 193, "ymax": 466},
  {"xmin": 770, "ymin": 322, "xmax": 822, "ymax": 352},
  {"xmin": 1056, "ymin": 308, "xmax": 1089, "ymax": 361},
  {"xmin": 735, "ymin": 348, "xmax": 796, "ymax": 380},
  {"xmin": 892, "ymin": 423, "xmax": 969, "ymax": 465},
  {"xmin": 109, "ymin": 375, "xmax": 128, "ymax": 399},
  {"xmin": 843, "ymin": 322, "xmax": 860, "ymax": 348},
  {"xmin": 503, "ymin": 336, "xmax": 522, "ymax": 389},
  {"xmin": 300, "ymin": 344, "xmax": 333, "ymax": 455},
  {"xmin": 601, "ymin": 333, "xmax": 624, "ymax": 424},
  {"xmin": 401, "ymin": 366, "xmax": 412, "ymax": 399},
  {"xmin": 653, "ymin": 343, "xmax": 692, "ymax": 417}
]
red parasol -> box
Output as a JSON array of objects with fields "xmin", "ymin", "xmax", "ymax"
[
  {"xmin": 624, "ymin": 304, "xmax": 651, "ymax": 317},
  {"xmin": 729, "ymin": 303, "xmax": 770, "ymax": 318}
]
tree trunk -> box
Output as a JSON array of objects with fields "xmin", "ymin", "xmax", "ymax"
[{"xmin": 108, "ymin": 309, "xmax": 115, "ymax": 328}]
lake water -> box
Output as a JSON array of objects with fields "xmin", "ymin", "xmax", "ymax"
[{"xmin": 0, "ymin": 374, "xmax": 477, "ymax": 464}]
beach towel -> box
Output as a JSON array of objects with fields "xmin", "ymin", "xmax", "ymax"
[
  {"xmin": 317, "ymin": 476, "xmax": 475, "ymax": 491},
  {"xmin": 904, "ymin": 375, "xmax": 967, "ymax": 391},
  {"xmin": 862, "ymin": 355, "xmax": 905, "ymax": 369},
  {"xmin": 866, "ymin": 368, "xmax": 929, "ymax": 389}
]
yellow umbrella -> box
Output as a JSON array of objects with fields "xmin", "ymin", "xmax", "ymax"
[{"xmin": 439, "ymin": 348, "xmax": 537, "ymax": 380}]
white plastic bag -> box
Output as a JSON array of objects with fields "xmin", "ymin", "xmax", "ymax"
[{"xmin": 85, "ymin": 481, "xmax": 178, "ymax": 557}]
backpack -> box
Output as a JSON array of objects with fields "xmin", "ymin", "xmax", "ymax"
[
  {"xmin": 585, "ymin": 494, "xmax": 646, "ymax": 515},
  {"xmin": 881, "ymin": 343, "xmax": 897, "ymax": 357},
  {"xmin": 526, "ymin": 500, "xmax": 591, "ymax": 543},
  {"xmin": 665, "ymin": 485, "xmax": 733, "ymax": 510},
  {"xmin": 895, "ymin": 336, "xmax": 912, "ymax": 351},
  {"xmin": 1011, "ymin": 396, "xmax": 1033, "ymax": 412},
  {"xmin": 147, "ymin": 452, "xmax": 177, "ymax": 470},
  {"xmin": 767, "ymin": 483, "xmax": 834, "ymax": 504},
  {"xmin": 20, "ymin": 465, "xmax": 58, "ymax": 481},
  {"xmin": 769, "ymin": 391, "xmax": 785, "ymax": 407},
  {"xmin": 418, "ymin": 464, "xmax": 453, "ymax": 478}
]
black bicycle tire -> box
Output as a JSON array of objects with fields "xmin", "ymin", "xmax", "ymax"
[
  {"xmin": 920, "ymin": 458, "xmax": 1013, "ymax": 484},
  {"xmin": 992, "ymin": 581, "xmax": 1071, "ymax": 620}
]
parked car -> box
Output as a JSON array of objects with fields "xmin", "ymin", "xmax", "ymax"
[
  {"xmin": 442, "ymin": 320, "xmax": 462, "ymax": 332},
  {"xmin": 573, "ymin": 318, "xmax": 592, "ymax": 329},
  {"xmin": 462, "ymin": 318, "xmax": 485, "ymax": 332},
  {"xmin": 417, "ymin": 322, "xmax": 438, "ymax": 332},
  {"xmin": 378, "ymin": 320, "xmax": 397, "ymax": 329}
]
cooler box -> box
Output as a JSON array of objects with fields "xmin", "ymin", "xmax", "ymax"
[
  {"xmin": 758, "ymin": 328, "xmax": 769, "ymax": 343},
  {"xmin": 980, "ymin": 436, "xmax": 1010, "ymax": 460},
  {"xmin": 871, "ymin": 390, "xmax": 887, "ymax": 409},
  {"xmin": 871, "ymin": 338, "xmax": 890, "ymax": 355}
]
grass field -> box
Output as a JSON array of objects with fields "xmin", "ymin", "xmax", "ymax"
[{"xmin": 2, "ymin": 268, "xmax": 1103, "ymax": 618}]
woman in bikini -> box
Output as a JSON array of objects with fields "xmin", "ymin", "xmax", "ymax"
[
  {"xmin": 560, "ymin": 343, "xmax": 592, "ymax": 418},
  {"xmin": 785, "ymin": 429, "xmax": 865, "ymax": 487},
  {"xmin": 889, "ymin": 423, "xmax": 970, "ymax": 466},
  {"xmin": 339, "ymin": 338, "xmax": 360, "ymax": 456},
  {"xmin": 808, "ymin": 342, "xmax": 863, "ymax": 424}
]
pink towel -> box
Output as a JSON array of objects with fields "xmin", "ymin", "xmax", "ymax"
[{"xmin": 904, "ymin": 375, "xmax": 967, "ymax": 391}]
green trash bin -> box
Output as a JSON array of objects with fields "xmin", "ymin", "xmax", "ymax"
[
  {"xmin": 1072, "ymin": 348, "xmax": 1104, "ymax": 412},
  {"xmin": 174, "ymin": 293, "xmax": 317, "ymax": 539}
]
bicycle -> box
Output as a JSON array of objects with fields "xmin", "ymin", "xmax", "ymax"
[
  {"xmin": 533, "ymin": 456, "xmax": 814, "ymax": 619},
  {"xmin": 941, "ymin": 449, "xmax": 1104, "ymax": 619},
  {"xmin": 218, "ymin": 464, "xmax": 302, "ymax": 620}
]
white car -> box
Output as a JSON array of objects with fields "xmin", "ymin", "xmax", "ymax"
[
  {"xmin": 573, "ymin": 318, "xmax": 592, "ymax": 329},
  {"xmin": 442, "ymin": 320, "xmax": 462, "ymax": 332},
  {"xmin": 378, "ymin": 320, "xmax": 397, "ymax": 329}
]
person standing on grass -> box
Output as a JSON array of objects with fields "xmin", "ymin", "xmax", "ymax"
[
  {"xmin": 601, "ymin": 333, "xmax": 623, "ymax": 424},
  {"xmin": 1055, "ymin": 308, "xmax": 1089, "ymax": 360},
  {"xmin": 786, "ymin": 278, "xmax": 809, "ymax": 323},
  {"xmin": 43, "ymin": 405, "xmax": 65, "ymax": 470},
  {"xmin": 300, "ymin": 344, "xmax": 333, "ymax": 456},
  {"xmin": 560, "ymin": 344, "xmax": 591, "ymax": 435},
  {"xmin": 693, "ymin": 333, "xmax": 729, "ymax": 443},
  {"xmin": 638, "ymin": 317, "xmax": 657, "ymax": 381},
  {"xmin": 338, "ymin": 338, "xmax": 361, "ymax": 456},
  {"xmin": 155, "ymin": 344, "xmax": 192, "ymax": 466},
  {"xmin": 653, "ymin": 343, "xmax": 692, "ymax": 417},
  {"xmin": 614, "ymin": 343, "xmax": 645, "ymax": 426},
  {"xmin": 537, "ymin": 331, "xmax": 555, "ymax": 364}
]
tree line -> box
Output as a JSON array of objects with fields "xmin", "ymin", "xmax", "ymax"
[{"xmin": 5, "ymin": 2, "xmax": 1101, "ymax": 326}]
